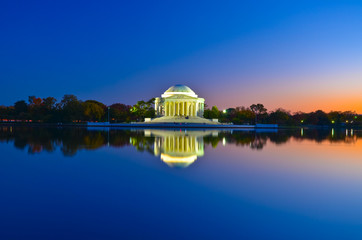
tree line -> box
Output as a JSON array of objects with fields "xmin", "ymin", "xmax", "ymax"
[
  {"xmin": 0, "ymin": 95, "xmax": 360, "ymax": 126},
  {"xmin": 204, "ymin": 104, "xmax": 360, "ymax": 126},
  {"xmin": 0, "ymin": 95, "xmax": 155, "ymax": 123}
]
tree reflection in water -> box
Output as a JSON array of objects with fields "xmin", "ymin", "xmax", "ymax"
[{"xmin": 0, "ymin": 126, "xmax": 359, "ymax": 166}]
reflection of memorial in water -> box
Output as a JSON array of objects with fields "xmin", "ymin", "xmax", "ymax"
[
  {"xmin": 0, "ymin": 127, "xmax": 361, "ymax": 157},
  {"xmin": 145, "ymin": 129, "xmax": 218, "ymax": 168}
]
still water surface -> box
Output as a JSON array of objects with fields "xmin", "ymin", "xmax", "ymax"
[{"xmin": 1, "ymin": 126, "xmax": 362, "ymax": 239}]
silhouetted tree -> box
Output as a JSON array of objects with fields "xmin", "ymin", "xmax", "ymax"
[
  {"xmin": 83, "ymin": 100, "xmax": 105, "ymax": 122},
  {"xmin": 250, "ymin": 103, "xmax": 267, "ymax": 124},
  {"xmin": 130, "ymin": 98, "xmax": 155, "ymax": 121},
  {"xmin": 43, "ymin": 97, "xmax": 57, "ymax": 110},
  {"xmin": 305, "ymin": 110, "xmax": 330, "ymax": 125},
  {"xmin": 14, "ymin": 100, "xmax": 28, "ymax": 120},
  {"xmin": 269, "ymin": 108, "xmax": 292, "ymax": 125},
  {"xmin": 0, "ymin": 106, "xmax": 9, "ymax": 121},
  {"xmin": 110, "ymin": 103, "xmax": 132, "ymax": 122},
  {"xmin": 58, "ymin": 95, "xmax": 84, "ymax": 122},
  {"xmin": 204, "ymin": 106, "xmax": 220, "ymax": 119}
]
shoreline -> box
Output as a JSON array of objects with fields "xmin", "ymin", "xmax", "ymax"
[{"xmin": 0, "ymin": 122, "xmax": 359, "ymax": 129}]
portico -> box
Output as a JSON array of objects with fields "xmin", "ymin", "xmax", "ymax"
[
  {"xmin": 154, "ymin": 84, "xmax": 205, "ymax": 117},
  {"xmin": 149, "ymin": 84, "xmax": 218, "ymax": 124},
  {"xmin": 163, "ymin": 100, "xmax": 204, "ymax": 117}
]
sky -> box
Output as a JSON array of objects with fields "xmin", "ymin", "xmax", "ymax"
[{"xmin": 1, "ymin": 0, "xmax": 362, "ymax": 113}]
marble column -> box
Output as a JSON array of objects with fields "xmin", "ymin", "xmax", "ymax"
[
  {"xmin": 186, "ymin": 102, "xmax": 188, "ymax": 116},
  {"xmin": 191, "ymin": 102, "xmax": 193, "ymax": 116},
  {"xmin": 187, "ymin": 102, "xmax": 190, "ymax": 116},
  {"xmin": 178, "ymin": 102, "xmax": 180, "ymax": 116},
  {"xmin": 177, "ymin": 102, "xmax": 179, "ymax": 116},
  {"xmin": 183, "ymin": 102, "xmax": 185, "ymax": 116},
  {"xmin": 195, "ymin": 102, "xmax": 198, "ymax": 116},
  {"xmin": 172, "ymin": 102, "xmax": 176, "ymax": 116},
  {"xmin": 181, "ymin": 102, "xmax": 184, "ymax": 116},
  {"xmin": 175, "ymin": 102, "xmax": 177, "ymax": 116},
  {"xmin": 177, "ymin": 102, "xmax": 180, "ymax": 116},
  {"xmin": 182, "ymin": 102, "xmax": 186, "ymax": 116}
]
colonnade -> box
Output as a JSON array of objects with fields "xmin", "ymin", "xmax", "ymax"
[
  {"xmin": 163, "ymin": 135, "xmax": 201, "ymax": 153},
  {"xmin": 164, "ymin": 101, "xmax": 204, "ymax": 117}
]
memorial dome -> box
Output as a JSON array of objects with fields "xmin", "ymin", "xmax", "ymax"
[
  {"xmin": 165, "ymin": 84, "xmax": 195, "ymax": 94},
  {"xmin": 162, "ymin": 84, "xmax": 198, "ymax": 98}
]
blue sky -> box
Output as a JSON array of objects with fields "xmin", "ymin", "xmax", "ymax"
[{"xmin": 1, "ymin": 0, "xmax": 362, "ymax": 112}]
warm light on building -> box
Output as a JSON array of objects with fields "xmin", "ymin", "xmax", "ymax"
[{"xmin": 148, "ymin": 129, "xmax": 218, "ymax": 168}]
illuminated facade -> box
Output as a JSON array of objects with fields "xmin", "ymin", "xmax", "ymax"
[
  {"xmin": 154, "ymin": 84, "xmax": 205, "ymax": 117},
  {"xmin": 146, "ymin": 129, "xmax": 218, "ymax": 168}
]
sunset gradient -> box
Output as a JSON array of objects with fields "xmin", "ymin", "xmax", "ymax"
[{"xmin": 1, "ymin": 0, "xmax": 362, "ymax": 113}]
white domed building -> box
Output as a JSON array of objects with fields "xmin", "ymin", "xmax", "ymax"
[{"xmin": 150, "ymin": 84, "xmax": 217, "ymax": 124}]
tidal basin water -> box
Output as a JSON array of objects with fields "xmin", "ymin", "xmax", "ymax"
[{"xmin": 1, "ymin": 127, "xmax": 362, "ymax": 239}]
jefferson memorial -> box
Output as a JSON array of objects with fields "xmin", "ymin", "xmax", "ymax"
[{"xmin": 149, "ymin": 84, "xmax": 218, "ymax": 124}]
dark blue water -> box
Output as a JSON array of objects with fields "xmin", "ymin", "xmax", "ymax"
[{"xmin": 1, "ymin": 126, "xmax": 362, "ymax": 239}]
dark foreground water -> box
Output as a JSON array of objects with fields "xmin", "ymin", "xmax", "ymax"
[{"xmin": 1, "ymin": 126, "xmax": 362, "ymax": 239}]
